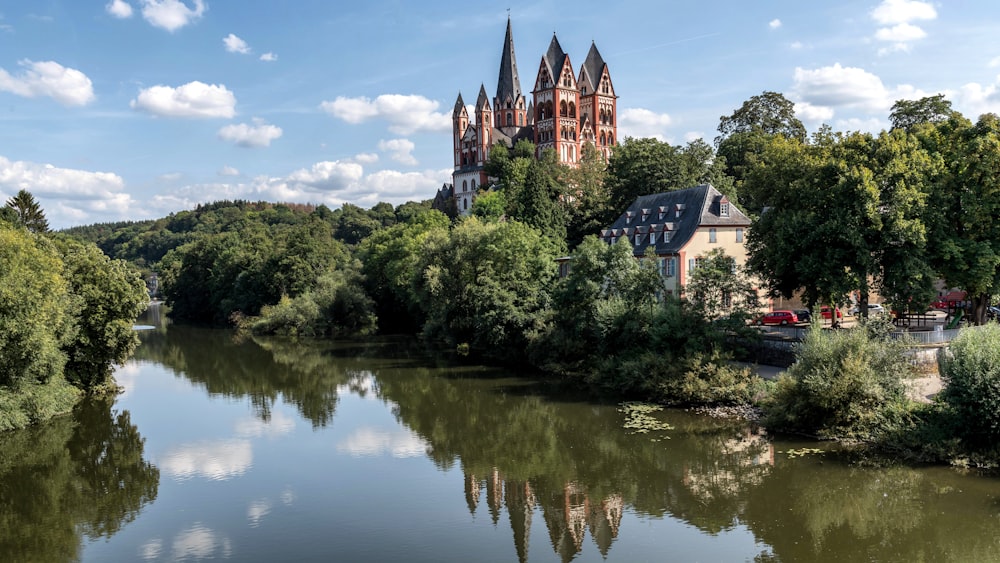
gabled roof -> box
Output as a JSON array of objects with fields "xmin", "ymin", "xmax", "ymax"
[
  {"xmin": 543, "ymin": 34, "xmax": 568, "ymax": 78},
  {"xmin": 579, "ymin": 42, "xmax": 606, "ymax": 93},
  {"xmin": 602, "ymin": 184, "xmax": 750, "ymax": 256},
  {"xmin": 476, "ymin": 84, "xmax": 490, "ymax": 110},
  {"xmin": 453, "ymin": 93, "xmax": 466, "ymax": 117},
  {"xmin": 495, "ymin": 17, "xmax": 523, "ymax": 106}
]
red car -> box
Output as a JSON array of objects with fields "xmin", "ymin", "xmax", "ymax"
[
  {"xmin": 820, "ymin": 306, "xmax": 843, "ymax": 320},
  {"xmin": 755, "ymin": 310, "xmax": 799, "ymax": 326}
]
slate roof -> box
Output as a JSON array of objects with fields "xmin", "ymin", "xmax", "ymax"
[
  {"xmin": 453, "ymin": 93, "xmax": 466, "ymax": 116},
  {"xmin": 579, "ymin": 42, "xmax": 606, "ymax": 93},
  {"xmin": 601, "ymin": 184, "xmax": 750, "ymax": 256},
  {"xmin": 495, "ymin": 17, "xmax": 523, "ymax": 105},
  {"xmin": 476, "ymin": 84, "xmax": 490, "ymax": 110},
  {"xmin": 543, "ymin": 34, "xmax": 568, "ymax": 78}
]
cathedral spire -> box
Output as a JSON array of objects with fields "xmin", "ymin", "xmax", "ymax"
[{"xmin": 495, "ymin": 16, "xmax": 522, "ymax": 106}]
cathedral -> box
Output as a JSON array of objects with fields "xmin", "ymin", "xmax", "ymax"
[{"xmin": 438, "ymin": 18, "xmax": 619, "ymax": 215}]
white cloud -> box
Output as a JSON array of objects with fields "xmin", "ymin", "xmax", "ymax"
[
  {"xmin": 833, "ymin": 117, "xmax": 886, "ymax": 133},
  {"xmin": 217, "ymin": 118, "xmax": 282, "ymax": 147},
  {"xmin": 131, "ymin": 81, "xmax": 236, "ymax": 118},
  {"xmin": 871, "ymin": 0, "xmax": 935, "ymax": 53},
  {"xmin": 794, "ymin": 101, "xmax": 835, "ymax": 122},
  {"xmin": 171, "ymin": 525, "xmax": 232, "ymax": 561},
  {"xmin": 234, "ymin": 410, "xmax": 295, "ymax": 438},
  {"xmin": 0, "ymin": 156, "xmax": 139, "ymax": 228},
  {"xmin": 106, "ymin": 0, "xmax": 133, "ymax": 18},
  {"xmin": 320, "ymin": 94, "xmax": 450, "ymax": 135},
  {"xmin": 790, "ymin": 41, "xmax": 804, "ymax": 50},
  {"xmin": 683, "ymin": 131, "xmax": 704, "ymax": 143},
  {"xmin": 875, "ymin": 22, "xmax": 926, "ymax": 42},
  {"xmin": 353, "ymin": 153, "xmax": 378, "ymax": 164},
  {"xmin": 989, "ymin": 56, "xmax": 1000, "ymax": 68},
  {"xmin": 140, "ymin": 0, "xmax": 205, "ymax": 32},
  {"xmin": 223, "ymin": 33, "xmax": 250, "ymax": 54},
  {"xmin": 871, "ymin": 0, "xmax": 936, "ymax": 25},
  {"xmin": 793, "ymin": 63, "xmax": 892, "ymax": 112},
  {"xmin": 0, "ymin": 60, "xmax": 95, "ymax": 106},
  {"xmin": 955, "ymin": 78, "xmax": 1000, "ymax": 118},
  {"xmin": 377, "ymin": 138, "xmax": 417, "ymax": 165},
  {"xmin": 617, "ymin": 107, "xmax": 673, "ymax": 140},
  {"xmin": 259, "ymin": 52, "xmax": 277, "ymax": 62},
  {"xmin": 769, "ymin": 19, "xmax": 781, "ymax": 29},
  {"xmin": 219, "ymin": 165, "xmax": 240, "ymax": 176}
]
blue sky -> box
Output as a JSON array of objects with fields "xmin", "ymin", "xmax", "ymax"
[{"xmin": 2, "ymin": 0, "xmax": 1000, "ymax": 228}]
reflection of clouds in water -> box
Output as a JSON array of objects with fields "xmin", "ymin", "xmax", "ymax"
[
  {"xmin": 172, "ymin": 524, "xmax": 233, "ymax": 560},
  {"xmin": 114, "ymin": 363, "xmax": 142, "ymax": 397},
  {"xmin": 337, "ymin": 371, "xmax": 379, "ymax": 399},
  {"xmin": 234, "ymin": 410, "xmax": 296, "ymax": 438},
  {"xmin": 138, "ymin": 538, "xmax": 162, "ymax": 560},
  {"xmin": 337, "ymin": 427, "xmax": 427, "ymax": 458},
  {"xmin": 281, "ymin": 487, "xmax": 296, "ymax": 506},
  {"xmin": 160, "ymin": 439, "xmax": 252, "ymax": 481},
  {"xmin": 247, "ymin": 498, "xmax": 272, "ymax": 528}
]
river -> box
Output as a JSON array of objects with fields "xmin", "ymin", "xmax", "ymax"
[{"xmin": 3, "ymin": 305, "xmax": 1000, "ymax": 562}]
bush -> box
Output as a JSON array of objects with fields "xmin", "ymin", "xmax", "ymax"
[
  {"xmin": 939, "ymin": 324, "xmax": 1000, "ymax": 447},
  {"xmin": 0, "ymin": 378, "xmax": 80, "ymax": 432},
  {"xmin": 764, "ymin": 324, "xmax": 913, "ymax": 441}
]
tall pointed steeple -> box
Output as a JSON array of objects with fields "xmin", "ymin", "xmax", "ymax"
[{"xmin": 496, "ymin": 16, "xmax": 522, "ymax": 106}]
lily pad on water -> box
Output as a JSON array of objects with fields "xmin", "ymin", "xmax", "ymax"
[{"xmin": 619, "ymin": 402, "xmax": 674, "ymax": 437}]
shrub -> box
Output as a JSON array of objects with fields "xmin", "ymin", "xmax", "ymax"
[
  {"xmin": 764, "ymin": 324, "xmax": 912, "ymax": 441},
  {"xmin": 939, "ymin": 324, "xmax": 1000, "ymax": 447}
]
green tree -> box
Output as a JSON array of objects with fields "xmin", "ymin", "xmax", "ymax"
[
  {"xmin": 5, "ymin": 189, "xmax": 49, "ymax": 233},
  {"xmin": 889, "ymin": 94, "xmax": 962, "ymax": 132},
  {"xmin": 685, "ymin": 248, "xmax": 759, "ymax": 321},
  {"xmin": 563, "ymin": 142, "xmax": 611, "ymax": 248},
  {"xmin": 54, "ymin": 237, "xmax": 149, "ymax": 392},
  {"xmin": 470, "ymin": 190, "xmax": 507, "ymax": 221}
]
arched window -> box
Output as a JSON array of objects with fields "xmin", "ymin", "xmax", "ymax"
[
  {"xmin": 600, "ymin": 132, "xmax": 606, "ymax": 145},
  {"xmin": 560, "ymin": 101, "xmax": 568, "ymax": 117},
  {"xmin": 463, "ymin": 198, "xmax": 468, "ymax": 210},
  {"xmin": 471, "ymin": 179, "xmax": 476, "ymax": 189},
  {"xmin": 518, "ymin": 114, "xmax": 523, "ymax": 126},
  {"xmin": 462, "ymin": 180, "xmax": 467, "ymax": 192},
  {"xmin": 507, "ymin": 113, "xmax": 513, "ymax": 126},
  {"xmin": 568, "ymin": 102, "xmax": 576, "ymax": 118}
]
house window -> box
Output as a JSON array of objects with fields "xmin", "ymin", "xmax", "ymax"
[
  {"xmin": 635, "ymin": 234, "xmax": 642, "ymax": 246},
  {"xmin": 720, "ymin": 201, "xmax": 730, "ymax": 217},
  {"xmin": 709, "ymin": 228, "xmax": 717, "ymax": 243},
  {"xmin": 649, "ymin": 232, "xmax": 656, "ymax": 244},
  {"xmin": 736, "ymin": 228, "xmax": 744, "ymax": 243},
  {"xmin": 471, "ymin": 179, "xmax": 476, "ymax": 190},
  {"xmin": 664, "ymin": 232, "xmax": 672, "ymax": 243},
  {"xmin": 659, "ymin": 257, "xmax": 675, "ymax": 278},
  {"xmin": 463, "ymin": 198, "xmax": 468, "ymax": 210},
  {"xmin": 689, "ymin": 257, "xmax": 704, "ymax": 272},
  {"xmin": 463, "ymin": 180, "xmax": 468, "ymax": 192},
  {"xmin": 610, "ymin": 236, "xmax": 617, "ymax": 244}
]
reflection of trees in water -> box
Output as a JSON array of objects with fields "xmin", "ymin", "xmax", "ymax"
[{"xmin": 0, "ymin": 397, "xmax": 159, "ymax": 562}]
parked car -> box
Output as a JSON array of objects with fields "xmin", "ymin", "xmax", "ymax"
[
  {"xmin": 792, "ymin": 309, "xmax": 812, "ymax": 323},
  {"xmin": 849, "ymin": 303, "xmax": 886, "ymax": 316},
  {"xmin": 820, "ymin": 306, "xmax": 843, "ymax": 320},
  {"xmin": 755, "ymin": 310, "xmax": 799, "ymax": 326}
]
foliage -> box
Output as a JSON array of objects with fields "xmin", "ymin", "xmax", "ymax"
[
  {"xmin": 764, "ymin": 324, "xmax": 913, "ymax": 441},
  {"xmin": 0, "ymin": 378, "xmax": 80, "ymax": 432},
  {"xmin": 563, "ymin": 142, "xmax": 612, "ymax": 248},
  {"xmin": 470, "ymin": 190, "xmax": 506, "ymax": 221},
  {"xmin": 416, "ymin": 217, "xmax": 558, "ymax": 360},
  {"xmin": 0, "ymin": 226, "xmax": 72, "ymax": 389},
  {"xmin": 5, "ymin": 189, "xmax": 49, "ymax": 233},
  {"xmin": 247, "ymin": 268, "xmax": 377, "ymax": 338},
  {"xmin": 889, "ymin": 94, "xmax": 962, "ymax": 131},
  {"xmin": 939, "ymin": 324, "xmax": 1000, "ymax": 447},
  {"xmin": 685, "ymin": 247, "xmax": 759, "ymax": 321},
  {"xmin": 606, "ymin": 137, "xmax": 736, "ymax": 216},
  {"xmin": 54, "ymin": 237, "xmax": 149, "ymax": 392},
  {"xmin": 715, "ymin": 91, "xmax": 807, "ymax": 144}
]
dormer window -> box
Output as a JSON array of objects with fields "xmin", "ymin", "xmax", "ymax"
[
  {"xmin": 635, "ymin": 234, "xmax": 642, "ymax": 246},
  {"xmin": 675, "ymin": 204, "xmax": 686, "ymax": 218},
  {"xmin": 720, "ymin": 198, "xmax": 730, "ymax": 217}
]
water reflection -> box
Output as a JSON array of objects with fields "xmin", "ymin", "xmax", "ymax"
[
  {"xmin": 0, "ymin": 397, "xmax": 158, "ymax": 562},
  {"xmin": 160, "ymin": 439, "xmax": 253, "ymax": 481}
]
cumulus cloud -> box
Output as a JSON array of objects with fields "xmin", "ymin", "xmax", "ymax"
[
  {"xmin": 955, "ymin": 78, "xmax": 1000, "ymax": 118},
  {"xmin": 353, "ymin": 153, "xmax": 378, "ymax": 164},
  {"xmin": 871, "ymin": 0, "xmax": 936, "ymax": 25},
  {"xmin": 259, "ymin": 52, "xmax": 277, "ymax": 62},
  {"xmin": 769, "ymin": 19, "xmax": 781, "ymax": 29},
  {"xmin": 377, "ymin": 138, "xmax": 417, "ymax": 165},
  {"xmin": 160, "ymin": 439, "xmax": 252, "ymax": 481},
  {"xmin": 106, "ymin": 0, "xmax": 133, "ymax": 18},
  {"xmin": 793, "ymin": 63, "xmax": 892, "ymax": 112},
  {"xmin": 337, "ymin": 427, "xmax": 428, "ymax": 458},
  {"xmin": 219, "ymin": 165, "xmax": 240, "ymax": 176},
  {"xmin": 141, "ymin": 0, "xmax": 205, "ymax": 32},
  {"xmin": 131, "ymin": 81, "xmax": 236, "ymax": 118},
  {"xmin": 833, "ymin": 117, "xmax": 886, "ymax": 133},
  {"xmin": 617, "ymin": 107, "xmax": 673, "ymax": 140},
  {"xmin": 870, "ymin": 0, "xmax": 935, "ymax": 53},
  {"xmin": 320, "ymin": 94, "xmax": 450, "ymax": 135},
  {"xmin": 223, "ymin": 33, "xmax": 250, "ymax": 54},
  {"xmin": 0, "ymin": 156, "xmax": 134, "ymax": 228},
  {"xmin": 217, "ymin": 118, "xmax": 282, "ymax": 147},
  {"xmin": 150, "ymin": 160, "xmax": 448, "ymax": 215},
  {"xmin": 794, "ymin": 101, "xmax": 835, "ymax": 122},
  {"xmin": 0, "ymin": 60, "xmax": 95, "ymax": 106}
]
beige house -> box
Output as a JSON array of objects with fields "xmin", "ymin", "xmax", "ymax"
[{"xmin": 599, "ymin": 184, "xmax": 752, "ymax": 297}]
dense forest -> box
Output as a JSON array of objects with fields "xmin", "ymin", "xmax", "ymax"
[{"xmin": 7, "ymin": 92, "xmax": 1000, "ymax": 463}]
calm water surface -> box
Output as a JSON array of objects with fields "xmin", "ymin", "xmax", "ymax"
[{"xmin": 4, "ymin": 306, "xmax": 1000, "ymax": 562}]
